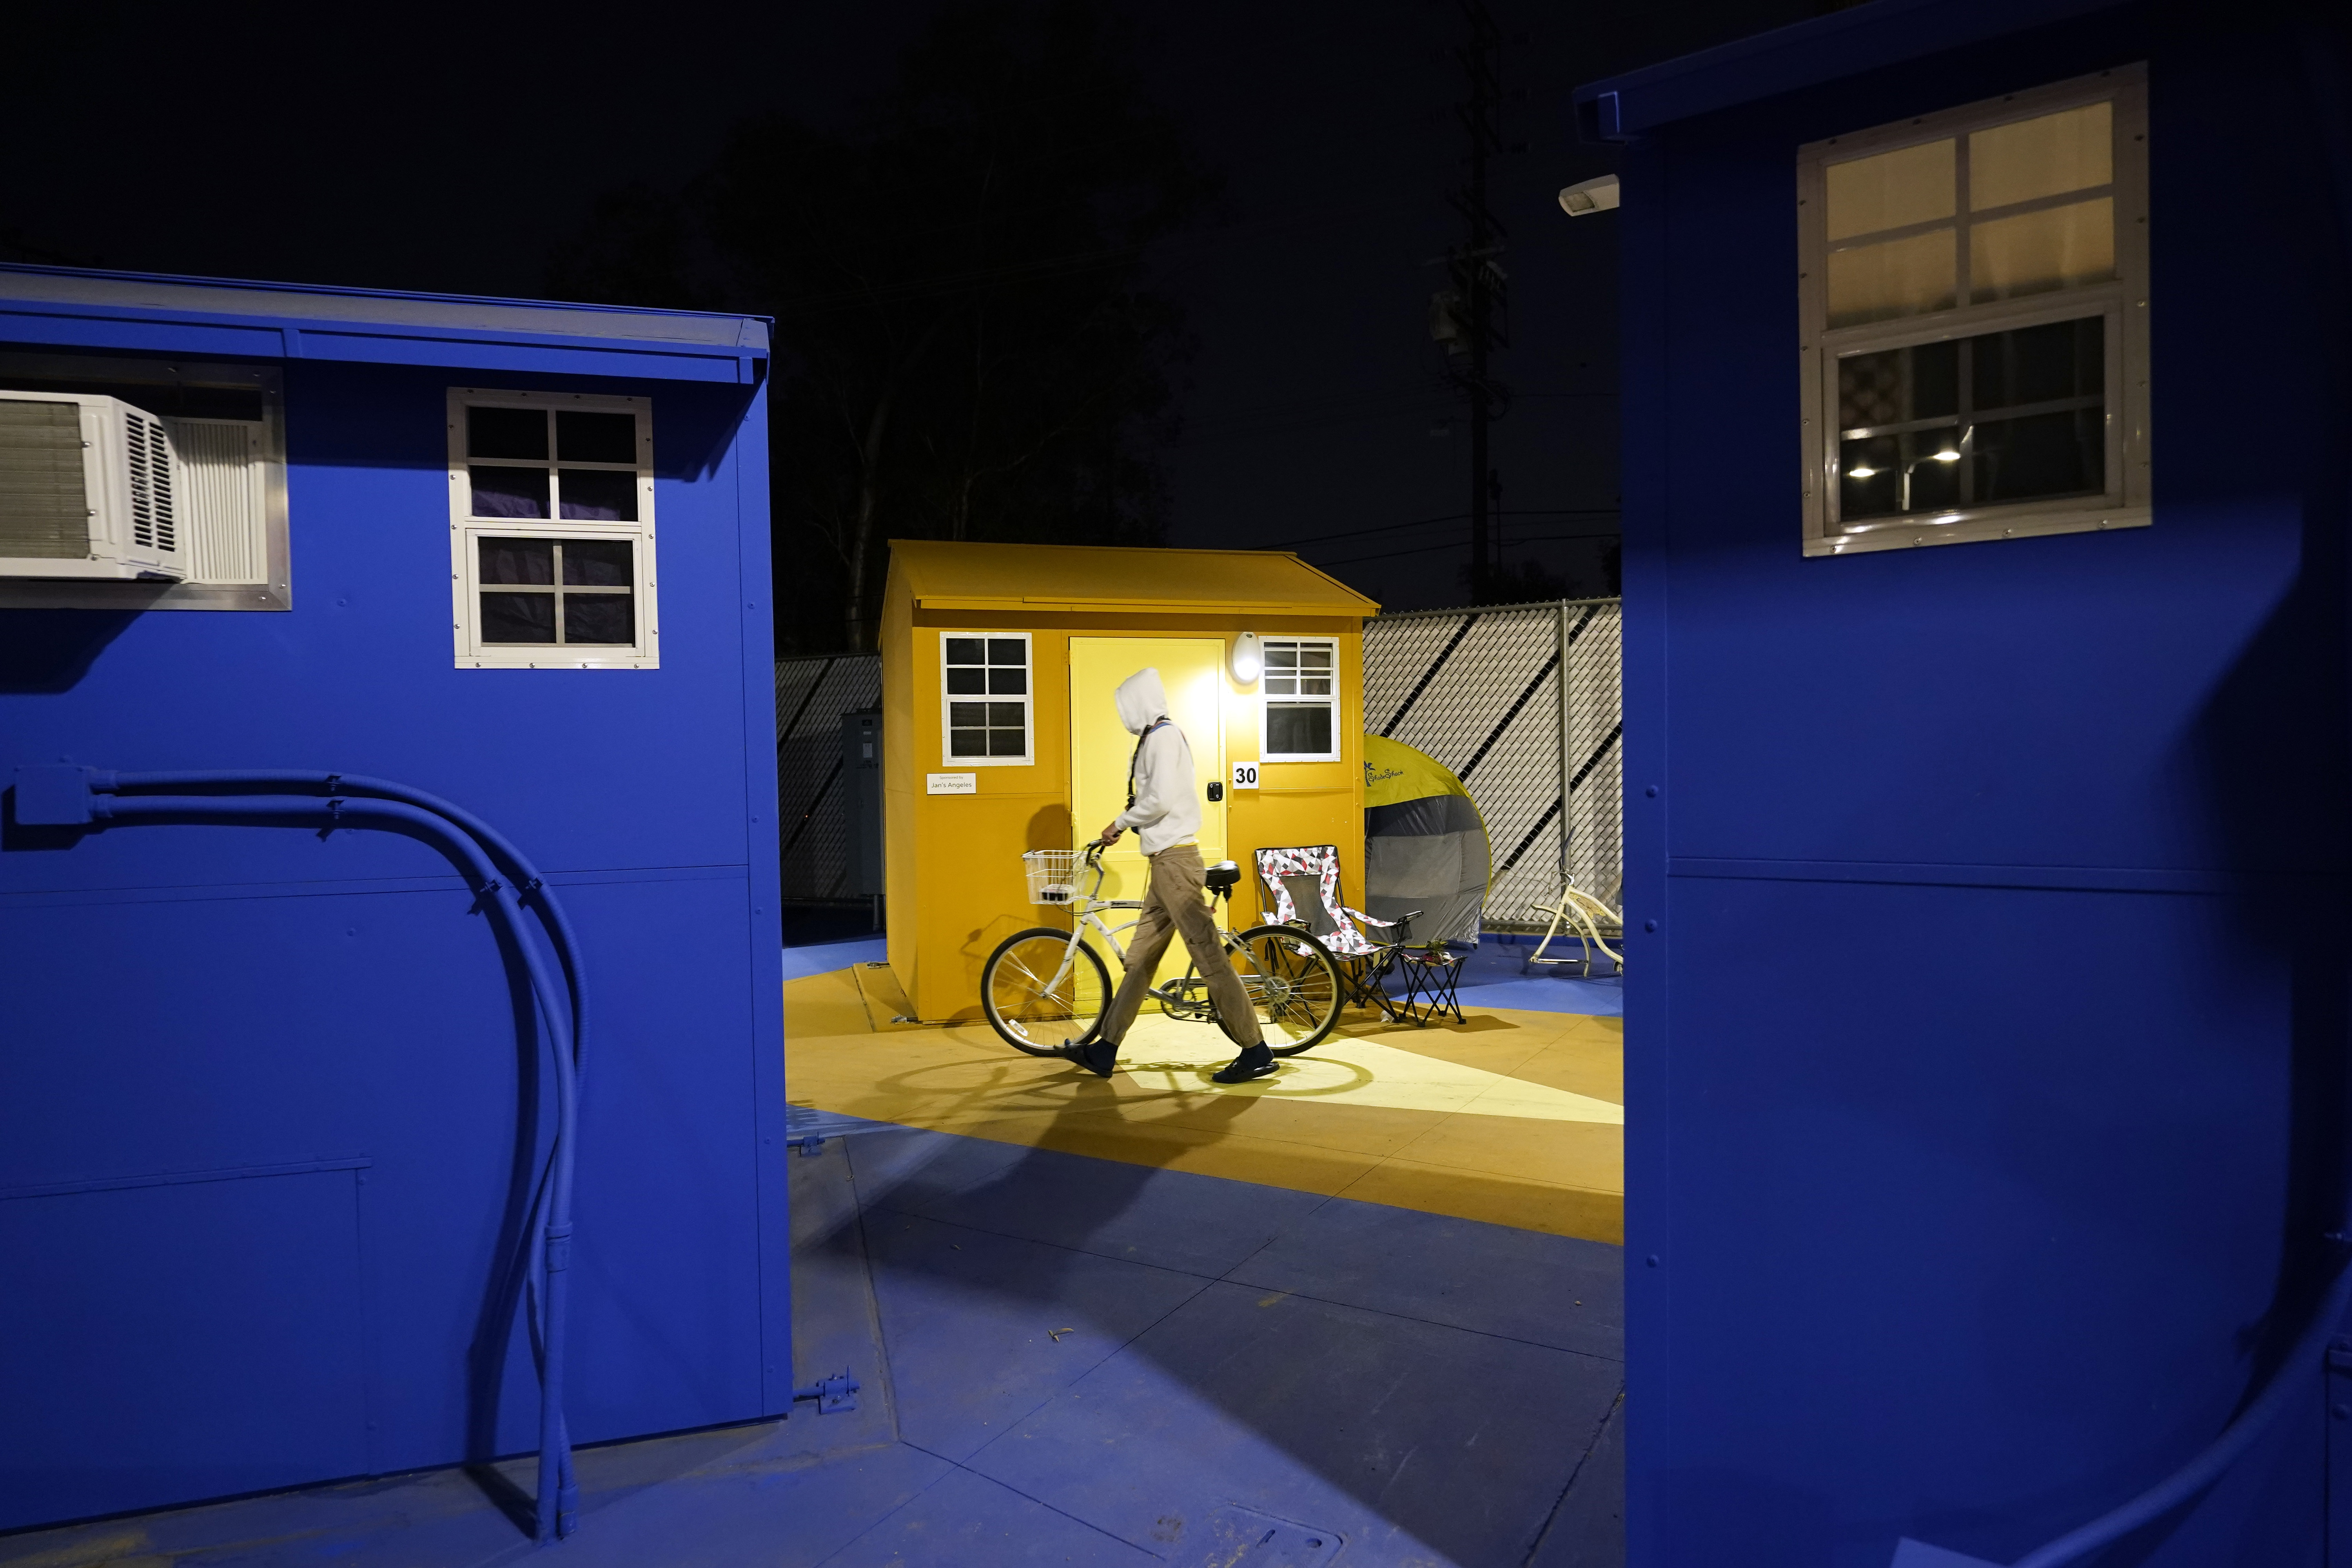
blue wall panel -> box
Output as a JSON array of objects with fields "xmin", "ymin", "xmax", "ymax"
[
  {"xmin": 0, "ymin": 332, "xmax": 782, "ymax": 1526},
  {"xmin": 0, "ymin": 1168, "xmax": 371, "ymax": 1524},
  {"xmin": 1609, "ymin": 2, "xmax": 2352, "ymax": 1563}
]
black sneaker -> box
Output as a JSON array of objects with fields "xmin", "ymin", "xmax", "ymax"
[
  {"xmin": 1060, "ymin": 1037, "xmax": 1118, "ymax": 1078},
  {"xmin": 1212, "ymin": 1044, "xmax": 1276, "ymax": 1084}
]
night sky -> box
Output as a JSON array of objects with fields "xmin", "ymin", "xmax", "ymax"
[{"xmin": 5, "ymin": 0, "xmax": 1818, "ymax": 616}]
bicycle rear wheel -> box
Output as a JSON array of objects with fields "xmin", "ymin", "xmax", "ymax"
[
  {"xmin": 1229, "ymin": 925, "xmax": 1344, "ymax": 1055},
  {"xmin": 981, "ymin": 927, "xmax": 1111, "ymax": 1055}
]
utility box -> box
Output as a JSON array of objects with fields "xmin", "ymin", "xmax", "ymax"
[{"xmin": 842, "ymin": 706, "xmax": 883, "ymax": 899}]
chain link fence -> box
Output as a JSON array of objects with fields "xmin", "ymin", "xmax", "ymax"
[
  {"xmin": 775, "ymin": 652, "xmax": 882, "ymax": 903},
  {"xmin": 1364, "ymin": 599, "xmax": 1622, "ymax": 931}
]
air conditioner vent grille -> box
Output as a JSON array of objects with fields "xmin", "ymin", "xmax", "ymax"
[
  {"xmin": 124, "ymin": 410, "xmax": 176, "ymax": 553},
  {"xmin": 0, "ymin": 398, "xmax": 91, "ymax": 559}
]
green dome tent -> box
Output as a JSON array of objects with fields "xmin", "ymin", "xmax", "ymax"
[{"xmin": 1362, "ymin": 733, "xmax": 1490, "ymax": 946}]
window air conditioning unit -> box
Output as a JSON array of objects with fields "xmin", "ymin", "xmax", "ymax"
[{"xmin": 0, "ymin": 390, "xmax": 185, "ymax": 581}]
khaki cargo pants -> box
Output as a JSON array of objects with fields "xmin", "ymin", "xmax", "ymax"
[{"xmin": 1098, "ymin": 842, "xmax": 1263, "ymax": 1049}]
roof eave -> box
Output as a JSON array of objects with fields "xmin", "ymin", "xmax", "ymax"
[{"xmin": 1573, "ymin": 0, "xmax": 2135, "ymax": 142}]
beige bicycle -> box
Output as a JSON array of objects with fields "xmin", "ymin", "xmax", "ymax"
[{"xmin": 979, "ymin": 844, "xmax": 1344, "ymax": 1057}]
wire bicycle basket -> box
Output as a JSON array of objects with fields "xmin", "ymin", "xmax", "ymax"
[{"xmin": 1022, "ymin": 849, "xmax": 1083, "ymax": 905}]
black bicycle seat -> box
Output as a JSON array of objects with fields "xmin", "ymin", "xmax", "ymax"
[{"xmin": 1204, "ymin": 860, "xmax": 1240, "ymax": 895}]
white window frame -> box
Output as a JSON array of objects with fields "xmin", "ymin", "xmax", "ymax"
[
  {"xmin": 939, "ymin": 631, "xmax": 1034, "ymax": 766},
  {"xmin": 1798, "ymin": 65, "xmax": 2150, "ymax": 557},
  {"xmin": 447, "ymin": 388, "xmax": 657, "ymax": 670},
  {"xmin": 0, "ymin": 351, "xmax": 289, "ymax": 612},
  {"xmin": 1260, "ymin": 636, "xmax": 1341, "ymax": 762}
]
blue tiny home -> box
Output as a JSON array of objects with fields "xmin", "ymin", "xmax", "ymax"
[
  {"xmin": 0, "ymin": 267, "xmax": 785, "ymax": 1535},
  {"xmin": 1579, "ymin": 2, "xmax": 2352, "ymax": 1564}
]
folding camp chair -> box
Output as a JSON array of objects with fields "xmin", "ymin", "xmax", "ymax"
[{"xmin": 1255, "ymin": 845, "xmax": 1417, "ymax": 1020}]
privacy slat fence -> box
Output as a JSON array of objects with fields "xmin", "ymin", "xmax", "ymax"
[
  {"xmin": 1363, "ymin": 599, "xmax": 1622, "ymax": 931},
  {"xmin": 775, "ymin": 652, "xmax": 881, "ymax": 903}
]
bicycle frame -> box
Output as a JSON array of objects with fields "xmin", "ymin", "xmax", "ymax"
[
  {"xmin": 1526, "ymin": 881, "xmax": 1624, "ymax": 974},
  {"xmin": 1034, "ymin": 845, "xmax": 1235, "ymax": 1005}
]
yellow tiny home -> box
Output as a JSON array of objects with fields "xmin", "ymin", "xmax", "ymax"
[{"xmin": 879, "ymin": 540, "xmax": 1381, "ymax": 1024}]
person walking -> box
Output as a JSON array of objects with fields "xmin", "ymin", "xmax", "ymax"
[{"xmin": 1063, "ymin": 668, "xmax": 1274, "ymax": 1084}]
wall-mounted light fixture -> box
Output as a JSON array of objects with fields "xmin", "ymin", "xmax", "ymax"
[
  {"xmin": 1230, "ymin": 632, "xmax": 1263, "ymax": 686},
  {"xmin": 1557, "ymin": 174, "xmax": 1621, "ymax": 217}
]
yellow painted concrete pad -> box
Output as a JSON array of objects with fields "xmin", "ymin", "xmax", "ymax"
[{"xmin": 786, "ymin": 965, "xmax": 1625, "ymax": 1244}]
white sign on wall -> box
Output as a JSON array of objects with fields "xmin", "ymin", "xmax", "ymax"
[
  {"xmin": 926, "ymin": 772, "xmax": 978, "ymax": 795},
  {"xmin": 1230, "ymin": 761, "xmax": 1259, "ymax": 790}
]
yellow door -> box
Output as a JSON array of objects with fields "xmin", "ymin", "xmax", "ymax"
[{"xmin": 1069, "ymin": 637, "xmax": 1228, "ymax": 985}]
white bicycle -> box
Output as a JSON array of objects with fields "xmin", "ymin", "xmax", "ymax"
[
  {"xmin": 1524, "ymin": 878, "xmax": 1625, "ymax": 978},
  {"xmin": 979, "ymin": 843, "xmax": 1345, "ymax": 1057}
]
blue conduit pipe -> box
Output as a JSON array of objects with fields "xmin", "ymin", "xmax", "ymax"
[
  {"xmin": 69, "ymin": 773, "xmax": 586, "ymax": 1545},
  {"xmin": 1894, "ymin": 1257, "xmax": 2352, "ymax": 1568}
]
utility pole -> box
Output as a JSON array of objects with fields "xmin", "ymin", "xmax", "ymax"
[{"xmin": 1432, "ymin": 0, "xmax": 1509, "ymax": 603}]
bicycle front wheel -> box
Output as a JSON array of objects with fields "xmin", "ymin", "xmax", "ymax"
[
  {"xmin": 1229, "ymin": 925, "xmax": 1344, "ymax": 1055},
  {"xmin": 981, "ymin": 927, "xmax": 1112, "ymax": 1056}
]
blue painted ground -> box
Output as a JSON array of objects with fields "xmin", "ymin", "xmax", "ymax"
[
  {"xmin": 0, "ymin": 1126, "xmax": 1626, "ymax": 1568},
  {"xmin": 783, "ymin": 935, "xmax": 889, "ymax": 981}
]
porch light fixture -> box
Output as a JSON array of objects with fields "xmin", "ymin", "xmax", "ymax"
[{"xmin": 1230, "ymin": 632, "xmax": 1263, "ymax": 686}]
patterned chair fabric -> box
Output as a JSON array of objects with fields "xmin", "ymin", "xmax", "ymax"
[{"xmin": 1254, "ymin": 845, "xmax": 1408, "ymax": 958}]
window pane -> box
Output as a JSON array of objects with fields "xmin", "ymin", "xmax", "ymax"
[
  {"xmin": 1839, "ymin": 428, "xmax": 1965, "ymax": 521},
  {"xmin": 470, "ymin": 467, "xmax": 549, "ymax": 519},
  {"xmin": 1298, "ymin": 647, "xmax": 1332, "ymax": 671},
  {"xmin": 468, "ymin": 406, "xmax": 546, "ymax": 461},
  {"xmin": 556, "ymin": 410, "xmax": 637, "ymax": 464},
  {"xmin": 479, "ymin": 537, "xmax": 555, "ymax": 584},
  {"xmin": 557, "ymin": 469, "xmax": 638, "ymax": 522},
  {"xmin": 1970, "ymin": 197, "xmax": 2114, "ymax": 303},
  {"xmin": 561, "ymin": 592, "xmax": 635, "ymax": 645},
  {"xmin": 1974, "ymin": 316, "xmax": 2103, "ymax": 413},
  {"xmin": 949, "ymin": 702, "xmax": 988, "ymax": 727},
  {"xmin": 946, "ymin": 667, "xmax": 986, "ymax": 695},
  {"xmin": 987, "ymin": 667, "xmax": 1027, "ymax": 695},
  {"xmin": 1826, "ymin": 230, "xmax": 1957, "ymax": 327},
  {"xmin": 949, "ymin": 730, "xmax": 988, "ymax": 757},
  {"xmin": 1300, "ymin": 675, "xmax": 1333, "ymax": 696},
  {"xmin": 1974, "ymin": 410, "xmax": 2103, "ymax": 505},
  {"xmin": 1825, "ymin": 138, "xmax": 1955, "ymax": 240},
  {"xmin": 1266, "ymin": 644, "xmax": 1300, "ymax": 670},
  {"xmin": 1970, "ymin": 102, "xmax": 2112, "ymax": 212},
  {"xmin": 1839, "ymin": 318, "xmax": 2104, "ymax": 524},
  {"xmin": 1838, "ymin": 339, "xmax": 1958, "ymax": 432},
  {"xmin": 945, "ymin": 637, "xmax": 984, "ymax": 665},
  {"xmin": 481, "ymin": 591, "xmax": 556, "ymax": 642},
  {"xmin": 986, "ymin": 638, "xmax": 1026, "ymax": 666},
  {"xmin": 1267, "ymin": 704, "xmax": 1332, "ymax": 757},
  {"xmin": 986, "ymin": 702, "xmax": 1024, "ymax": 728},
  {"xmin": 561, "ymin": 538, "xmax": 633, "ymax": 586},
  {"xmin": 987, "ymin": 729, "xmax": 1026, "ymax": 757}
]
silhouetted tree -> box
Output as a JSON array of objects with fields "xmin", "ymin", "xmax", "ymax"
[{"xmin": 550, "ymin": 1, "xmax": 1214, "ymax": 652}]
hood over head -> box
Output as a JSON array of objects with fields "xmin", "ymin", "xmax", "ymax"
[{"xmin": 1113, "ymin": 668, "xmax": 1168, "ymax": 735}]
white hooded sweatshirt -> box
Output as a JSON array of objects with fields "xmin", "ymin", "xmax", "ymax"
[{"xmin": 1109, "ymin": 667, "xmax": 1201, "ymax": 855}]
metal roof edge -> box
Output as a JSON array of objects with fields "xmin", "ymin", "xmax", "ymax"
[
  {"xmin": 886, "ymin": 538, "xmax": 1381, "ymax": 613},
  {"xmin": 1572, "ymin": 0, "xmax": 2134, "ymax": 142},
  {"xmin": 0, "ymin": 262, "xmax": 771, "ymax": 354}
]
